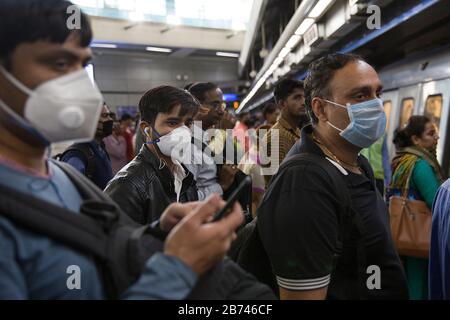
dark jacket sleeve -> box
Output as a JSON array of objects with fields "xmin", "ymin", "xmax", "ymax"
[{"xmin": 104, "ymin": 176, "xmax": 149, "ymax": 225}]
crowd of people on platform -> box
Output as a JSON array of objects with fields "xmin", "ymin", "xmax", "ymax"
[{"xmin": 2, "ymin": 0, "xmax": 450, "ymax": 301}]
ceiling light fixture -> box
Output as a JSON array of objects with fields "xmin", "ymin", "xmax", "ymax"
[
  {"xmin": 216, "ymin": 52, "xmax": 240, "ymax": 58},
  {"xmin": 91, "ymin": 43, "xmax": 117, "ymax": 48},
  {"xmin": 146, "ymin": 46, "xmax": 172, "ymax": 53}
]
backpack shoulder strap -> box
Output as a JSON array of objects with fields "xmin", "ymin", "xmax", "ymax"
[
  {"xmin": 280, "ymin": 153, "xmax": 352, "ymax": 210},
  {"xmin": 52, "ymin": 160, "xmax": 139, "ymax": 227},
  {"xmin": 277, "ymin": 152, "xmax": 367, "ymax": 298},
  {"xmin": 53, "ymin": 159, "xmax": 103, "ymax": 199},
  {"xmin": 61, "ymin": 143, "xmax": 96, "ymax": 180},
  {"xmin": 358, "ymin": 155, "xmax": 377, "ymax": 190},
  {"xmin": 0, "ymin": 182, "xmax": 109, "ymax": 259}
]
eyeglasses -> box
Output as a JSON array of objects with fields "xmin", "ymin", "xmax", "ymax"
[
  {"xmin": 204, "ymin": 101, "xmax": 226, "ymax": 111},
  {"xmin": 100, "ymin": 112, "xmax": 116, "ymax": 119}
]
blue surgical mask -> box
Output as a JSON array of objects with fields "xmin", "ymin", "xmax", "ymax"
[{"xmin": 323, "ymin": 98, "xmax": 386, "ymax": 148}]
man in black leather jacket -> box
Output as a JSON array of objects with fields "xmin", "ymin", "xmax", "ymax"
[{"xmin": 105, "ymin": 86, "xmax": 199, "ymax": 225}]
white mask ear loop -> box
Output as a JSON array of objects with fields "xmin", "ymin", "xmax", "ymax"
[
  {"xmin": 321, "ymin": 99, "xmax": 347, "ymax": 133},
  {"xmin": 327, "ymin": 121, "xmax": 344, "ymax": 133},
  {"xmin": 321, "ymin": 98, "xmax": 348, "ymax": 109},
  {"xmin": 0, "ymin": 66, "xmax": 34, "ymax": 96}
]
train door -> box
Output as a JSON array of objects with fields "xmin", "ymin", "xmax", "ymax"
[
  {"xmin": 420, "ymin": 78, "xmax": 450, "ymax": 175},
  {"xmin": 396, "ymin": 84, "xmax": 422, "ymax": 129},
  {"xmin": 382, "ymin": 90, "xmax": 399, "ymax": 160}
]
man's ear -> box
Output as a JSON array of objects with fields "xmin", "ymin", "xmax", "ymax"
[
  {"xmin": 311, "ymin": 97, "xmax": 327, "ymax": 122},
  {"xmin": 140, "ymin": 121, "xmax": 151, "ymax": 138}
]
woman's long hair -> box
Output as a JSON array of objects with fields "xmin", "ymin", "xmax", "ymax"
[{"xmin": 393, "ymin": 115, "xmax": 430, "ymax": 150}]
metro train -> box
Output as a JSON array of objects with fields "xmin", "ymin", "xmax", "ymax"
[{"xmin": 370, "ymin": 45, "xmax": 450, "ymax": 174}]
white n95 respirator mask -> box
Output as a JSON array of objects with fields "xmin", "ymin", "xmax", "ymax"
[{"xmin": 0, "ymin": 66, "xmax": 103, "ymax": 146}]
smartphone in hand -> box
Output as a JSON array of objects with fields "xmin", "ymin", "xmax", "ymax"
[{"xmin": 212, "ymin": 176, "xmax": 252, "ymax": 222}]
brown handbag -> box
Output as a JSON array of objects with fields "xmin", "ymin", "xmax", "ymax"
[{"xmin": 388, "ymin": 167, "xmax": 432, "ymax": 259}]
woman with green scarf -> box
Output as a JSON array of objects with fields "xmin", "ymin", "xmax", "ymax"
[{"xmin": 388, "ymin": 115, "xmax": 445, "ymax": 300}]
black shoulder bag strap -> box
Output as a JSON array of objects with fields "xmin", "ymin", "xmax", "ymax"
[
  {"xmin": 52, "ymin": 160, "xmax": 140, "ymax": 227},
  {"xmin": 0, "ymin": 160, "xmax": 137, "ymax": 262},
  {"xmin": 53, "ymin": 160, "xmax": 106, "ymax": 200},
  {"xmin": 0, "ymin": 182, "xmax": 109, "ymax": 260}
]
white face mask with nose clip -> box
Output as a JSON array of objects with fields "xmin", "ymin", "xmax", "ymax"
[{"xmin": 0, "ymin": 66, "xmax": 104, "ymax": 145}]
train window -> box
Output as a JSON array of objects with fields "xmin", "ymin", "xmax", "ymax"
[
  {"xmin": 424, "ymin": 94, "xmax": 443, "ymax": 130},
  {"xmin": 399, "ymin": 98, "xmax": 414, "ymax": 128},
  {"xmin": 383, "ymin": 100, "xmax": 392, "ymax": 131}
]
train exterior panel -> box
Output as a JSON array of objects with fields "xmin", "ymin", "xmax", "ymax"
[{"xmin": 379, "ymin": 46, "xmax": 450, "ymax": 175}]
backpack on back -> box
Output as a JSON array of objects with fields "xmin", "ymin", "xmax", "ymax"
[{"xmin": 53, "ymin": 143, "xmax": 96, "ymax": 180}]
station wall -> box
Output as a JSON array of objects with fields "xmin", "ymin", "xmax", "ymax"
[{"xmin": 92, "ymin": 50, "xmax": 239, "ymax": 113}]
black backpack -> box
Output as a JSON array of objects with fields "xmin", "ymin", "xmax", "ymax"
[
  {"xmin": 230, "ymin": 153, "xmax": 371, "ymax": 299},
  {"xmin": 0, "ymin": 160, "xmax": 275, "ymax": 300},
  {"xmin": 54, "ymin": 143, "xmax": 96, "ymax": 180}
]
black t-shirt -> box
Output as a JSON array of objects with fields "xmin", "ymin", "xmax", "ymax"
[{"xmin": 258, "ymin": 125, "xmax": 408, "ymax": 299}]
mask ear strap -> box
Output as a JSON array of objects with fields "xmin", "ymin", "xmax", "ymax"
[
  {"xmin": 327, "ymin": 121, "xmax": 344, "ymax": 133},
  {"xmin": 0, "ymin": 66, "xmax": 33, "ymax": 96},
  {"xmin": 0, "ymin": 98, "xmax": 50, "ymax": 146},
  {"xmin": 322, "ymin": 98, "xmax": 347, "ymax": 109},
  {"xmin": 145, "ymin": 126, "xmax": 160, "ymax": 144},
  {"xmin": 143, "ymin": 126, "xmax": 166, "ymax": 169}
]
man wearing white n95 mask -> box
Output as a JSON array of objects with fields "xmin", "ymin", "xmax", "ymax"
[
  {"xmin": 0, "ymin": 0, "xmax": 247, "ymax": 300},
  {"xmin": 105, "ymin": 86, "xmax": 200, "ymax": 225}
]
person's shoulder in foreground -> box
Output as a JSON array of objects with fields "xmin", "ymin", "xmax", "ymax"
[{"xmin": 430, "ymin": 178, "xmax": 450, "ymax": 299}]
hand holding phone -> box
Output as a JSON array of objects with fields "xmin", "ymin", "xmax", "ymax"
[{"xmin": 212, "ymin": 176, "xmax": 251, "ymax": 222}]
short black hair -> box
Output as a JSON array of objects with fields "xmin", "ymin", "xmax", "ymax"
[
  {"xmin": 304, "ymin": 53, "xmax": 364, "ymax": 124},
  {"xmin": 139, "ymin": 86, "xmax": 200, "ymax": 125},
  {"xmin": 273, "ymin": 78, "xmax": 304, "ymax": 104},
  {"xmin": 120, "ymin": 113, "xmax": 133, "ymax": 122},
  {"xmin": 185, "ymin": 82, "xmax": 218, "ymax": 103},
  {"xmin": 0, "ymin": 0, "xmax": 92, "ymax": 66},
  {"xmin": 262, "ymin": 102, "xmax": 278, "ymax": 119},
  {"xmin": 237, "ymin": 111, "xmax": 250, "ymax": 121}
]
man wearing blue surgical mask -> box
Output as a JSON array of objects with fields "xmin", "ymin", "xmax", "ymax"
[{"xmin": 258, "ymin": 53, "xmax": 408, "ymax": 300}]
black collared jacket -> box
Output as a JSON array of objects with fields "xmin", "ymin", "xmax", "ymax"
[{"xmin": 104, "ymin": 145, "xmax": 198, "ymax": 225}]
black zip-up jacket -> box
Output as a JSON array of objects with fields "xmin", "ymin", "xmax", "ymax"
[{"xmin": 104, "ymin": 145, "xmax": 198, "ymax": 225}]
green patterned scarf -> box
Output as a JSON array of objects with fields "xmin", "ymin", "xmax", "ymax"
[{"xmin": 391, "ymin": 146, "xmax": 446, "ymax": 190}]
